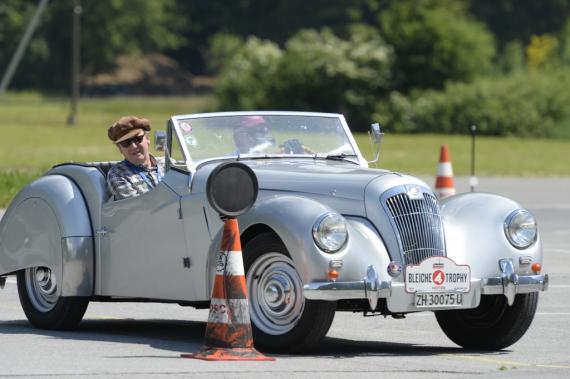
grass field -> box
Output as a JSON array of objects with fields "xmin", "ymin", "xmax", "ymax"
[{"xmin": 1, "ymin": 93, "xmax": 569, "ymax": 207}]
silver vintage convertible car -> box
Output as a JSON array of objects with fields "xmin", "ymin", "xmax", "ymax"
[{"xmin": 0, "ymin": 111, "xmax": 548, "ymax": 351}]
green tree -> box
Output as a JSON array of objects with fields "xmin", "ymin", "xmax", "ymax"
[
  {"xmin": 0, "ymin": 0, "xmax": 185, "ymax": 92},
  {"xmin": 170, "ymin": 0, "xmax": 381, "ymax": 74},
  {"xmin": 469, "ymin": 0, "xmax": 570, "ymax": 48},
  {"xmin": 0, "ymin": 1, "xmax": 50, "ymax": 89},
  {"xmin": 497, "ymin": 40, "xmax": 526, "ymax": 73},
  {"xmin": 215, "ymin": 37, "xmax": 283, "ymax": 110},
  {"xmin": 560, "ymin": 19, "xmax": 570, "ymax": 65},
  {"xmin": 268, "ymin": 26, "xmax": 393, "ymax": 126},
  {"xmin": 214, "ymin": 26, "xmax": 393, "ymax": 128},
  {"xmin": 527, "ymin": 34, "xmax": 560, "ymax": 70},
  {"xmin": 380, "ymin": 0, "xmax": 496, "ymax": 91}
]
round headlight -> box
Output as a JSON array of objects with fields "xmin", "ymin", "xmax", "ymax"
[
  {"xmin": 504, "ymin": 209, "xmax": 537, "ymax": 249},
  {"xmin": 312, "ymin": 213, "xmax": 348, "ymax": 253}
]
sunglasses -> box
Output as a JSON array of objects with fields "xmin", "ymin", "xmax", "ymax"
[{"xmin": 118, "ymin": 134, "xmax": 144, "ymax": 148}]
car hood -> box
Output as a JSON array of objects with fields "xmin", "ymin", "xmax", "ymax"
[{"xmin": 247, "ymin": 160, "xmax": 393, "ymax": 201}]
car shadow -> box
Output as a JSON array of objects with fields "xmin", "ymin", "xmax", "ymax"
[{"xmin": 0, "ymin": 318, "xmax": 511, "ymax": 359}]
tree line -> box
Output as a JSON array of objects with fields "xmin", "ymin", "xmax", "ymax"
[{"xmin": 1, "ymin": 0, "xmax": 570, "ymax": 135}]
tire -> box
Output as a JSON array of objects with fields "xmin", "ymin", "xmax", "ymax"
[
  {"xmin": 435, "ymin": 293, "xmax": 539, "ymax": 350},
  {"xmin": 17, "ymin": 267, "xmax": 89, "ymax": 330},
  {"xmin": 243, "ymin": 233, "xmax": 336, "ymax": 352}
]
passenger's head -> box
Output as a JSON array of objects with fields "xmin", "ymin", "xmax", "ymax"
[
  {"xmin": 233, "ymin": 116, "xmax": 271, "ymax": 153},
  {"xmin": 108, "ymin": 116, "xmax": 152, "ymax": 166}
]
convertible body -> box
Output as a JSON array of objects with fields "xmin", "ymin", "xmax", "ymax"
[{"xmin": 0, "ymin": 111, "xmax": 548, "ymax": 351}]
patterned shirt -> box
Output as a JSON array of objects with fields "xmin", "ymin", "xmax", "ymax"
[{"xmin": 107, "ymin": 155, "xmax": 165, "ymax": 200}]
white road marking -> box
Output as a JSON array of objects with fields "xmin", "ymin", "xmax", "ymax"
[
  {"xmin": 85, "ymin": 315, "xmax": 122, "ymax": 320},
  {"xmin": 443, "ymin": 354, "xmax": 570, "ymax": 369}
]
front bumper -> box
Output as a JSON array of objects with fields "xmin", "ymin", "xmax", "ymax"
[{"xmin": 303, "ymin": 259, "xmax": 549, "ymax": 312}]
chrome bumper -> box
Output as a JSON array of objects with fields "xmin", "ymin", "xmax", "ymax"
[
  {"xmin": 303, "ymin": 266, "xmax": 391, "ymax": 310},
  {"xmin": 481, "ymin": 258, "xmax": 549, "ymax": 305},
  {"xmin": 303, "ymin": 260, "xmax": 548, "ymax": 309}
]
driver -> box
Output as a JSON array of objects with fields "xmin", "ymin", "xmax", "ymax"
[
  {"xmin": 233, "ymin": 116, "xmax": 272, "ymax": 154},
  {"xmin": 106, "ymin": 116, "xmax": 165, "ymax": 200}
]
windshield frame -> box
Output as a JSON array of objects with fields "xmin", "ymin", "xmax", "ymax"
[{"xmin": 169, "ymin": 111, "xmax": 367, "ymax": 174}]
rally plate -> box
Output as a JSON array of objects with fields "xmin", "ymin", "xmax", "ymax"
[{"xmin": 405, "ymin": 256, "xmax": 470, "ymax": 293}]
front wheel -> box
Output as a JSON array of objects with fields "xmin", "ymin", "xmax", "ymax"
[
  {"xmin": 435, "ymin": 293, "xmax": 538, "ymax": 350},
  {"xmin": 244, "ymin": 233, "xmax": 336, "ymax": 352},
  {"xmin": 17, "ymin": 267, "xmax": 89, "ymax": 330}
]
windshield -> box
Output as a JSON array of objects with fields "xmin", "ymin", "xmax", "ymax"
[{"xmin": 171, "ymin": 113, "xmax": 358, "ymax": 168}]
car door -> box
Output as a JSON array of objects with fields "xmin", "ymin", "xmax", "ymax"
[{"xmin": 99, "ymin": 170, "xmax": 197, "ymax": 301}]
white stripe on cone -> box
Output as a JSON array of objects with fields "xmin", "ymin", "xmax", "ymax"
[
  {"xmin": 215, "ymin": 250, "xmax": 245, "ymax": 275},
  {"xmin": 437, "ymin": 188, "xmax": 456, "ymax": 197},
  {"xmin": 208, "ymin": 298, "xmax": 251, "ymax": 324},
  {"xmin": 437, "ymin": 162, "xmax": 454, "ymax": 176}
]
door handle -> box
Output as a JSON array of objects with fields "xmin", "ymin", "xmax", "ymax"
[{"xmin": 96, "ymin": 227, "xmax": 110, "ymax": 237}]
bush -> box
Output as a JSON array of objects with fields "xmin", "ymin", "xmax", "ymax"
[
  {"xmin": 376, "ymin": 69, "xmax": 570, "ymax": 137},
  {"xmin": 268, "ymin": 26, "xmax": 393, "ymax": 127},
  {"xmin": 215, "ymin": 36, "xmax": 283, "ymax": 110},
  {"xmin": 214, "ymin": 26, "xmax": 393, "ymax": 128},
  {"xmin": 380, "ymin": 0, "xmax": 496, "ymax": 91}
]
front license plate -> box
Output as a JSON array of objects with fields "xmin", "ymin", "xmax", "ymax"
[
  {"xmin": 405, "ymin": 256, "xmax": 471, "ymax": 293},
  {"xmin": 415, "ymin": 293, "xmax": 464, "ymax": 308}
]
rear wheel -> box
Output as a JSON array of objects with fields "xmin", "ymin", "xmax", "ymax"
[
  {"xmin": 244, "ymin": 233, "xmax": 336, "ymax": 352},
  {"xmin": 17, "ymin": 267, "xmax": 89, "ymax": 330},
  {"xmin": 435, "ymin": 293, "xmax": 538, "ymax": 350}
]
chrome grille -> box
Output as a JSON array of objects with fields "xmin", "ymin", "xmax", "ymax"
[{"xmin": 384, "ymin": 189, "xmax": 445, "ymax": 265}]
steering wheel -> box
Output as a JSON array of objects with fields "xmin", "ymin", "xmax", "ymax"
[{"xmin": 280, "ymin": 139, "xmax": 314, "ymax": 154}]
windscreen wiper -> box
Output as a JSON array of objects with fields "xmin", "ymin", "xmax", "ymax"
[{"xmin": 315, "ymin": 153, "xmax": 360, "ymax": 164}]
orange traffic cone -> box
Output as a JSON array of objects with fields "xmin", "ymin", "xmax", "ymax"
[
  {"xmin": 181, "ymin": 218, "xmax": 274, "ymax": 361},
  {"xmin": 435, "ymin": 144, "xmax": 456, "ymax": 198}
]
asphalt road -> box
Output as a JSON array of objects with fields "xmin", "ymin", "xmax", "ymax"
[{"xmin": 1, "ymin": 177, "xmax": 569, "ymax": 378}]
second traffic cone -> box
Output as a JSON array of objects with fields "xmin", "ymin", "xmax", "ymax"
[
  {"xmin": 181, "ymin": 218, "xmax": 274, "ymax": 361},
  {"xmin": 435, "ymin": 144, "xmax": 456, "ymax": 198}
]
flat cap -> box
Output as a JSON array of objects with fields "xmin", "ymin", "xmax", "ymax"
[{"xmin": 108, "ymin": 116, "xmax": 151, "ymax": 144}]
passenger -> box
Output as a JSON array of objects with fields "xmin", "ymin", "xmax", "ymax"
[
  {"xmin": 106, "ymin": 116, "xmax": 165, "ymax": 200},
  {"xmin": 233, "ymin": 116, "xmax": 273, "ymax": 154}
]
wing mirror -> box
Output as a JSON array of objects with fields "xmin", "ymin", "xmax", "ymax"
[
  {"xmin": 154, "ymin": 130, "xmax": 166, "ymax": 151},
  {"xmin": 367, "ymin": 123, "xmax": 384, "ymax": 165}
]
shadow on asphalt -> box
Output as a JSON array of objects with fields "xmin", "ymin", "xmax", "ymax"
[{"xmin": 0, "ymin": 318, "xmax": 511, "ymax": 359}]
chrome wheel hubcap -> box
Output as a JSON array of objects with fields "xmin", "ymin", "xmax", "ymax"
[
  {"xmin": 247, "ymin": 252, "xmax": 304, "ymax": 335},
  {"xmin": 25, "ymin": 267, "xmax": 58, "ymax": 312}
]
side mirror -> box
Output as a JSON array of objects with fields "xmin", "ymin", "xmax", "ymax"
[
  {"xmin": 370, "ymin": 123, "xmax": 383, "ymax": 144},
  {"xmin": 154, "ymin": 130, "xmax": 166, "ymax": 151},
  {"xmin": 367, "ymin": 123, "xmax": 384, "ymax": 165}
]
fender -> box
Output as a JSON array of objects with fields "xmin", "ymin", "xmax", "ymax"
[
  {"xmin": 206, "ymin": 194, "xmax": 392, "ymax": 286},
  {"xmin": 440, "ymin": 192, "xmax": 542, "ymax": 280},
  {"xmin": 0, "ymin": 174, "xmax": 94, "ymax": 296}
]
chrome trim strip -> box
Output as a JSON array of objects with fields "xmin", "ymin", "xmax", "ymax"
[
  {"xmin": 303, "ymin": 266, "xmax": 391, "ymax": 304},
  {"xmin": 303, "ymin": 281, "xmax": 368, "ymax": 300},
  {"xmin": 302, "ymin": 280, "xmax": 393, "ymax": 301}
]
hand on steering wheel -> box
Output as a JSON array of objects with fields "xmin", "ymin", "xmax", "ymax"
[{"xmin": 280, "ymin": 139, "xmax": 314, "ymax": 154}]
